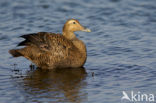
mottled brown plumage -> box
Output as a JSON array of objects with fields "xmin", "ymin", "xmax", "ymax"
[{"xmin": 9, "ymin": 19, "xmax": 91, "ymax": 69}]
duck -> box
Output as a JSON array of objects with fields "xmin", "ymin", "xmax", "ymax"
[{"xmin": 9, "ymin": 19, "xmax": 91, "ymax": 69}]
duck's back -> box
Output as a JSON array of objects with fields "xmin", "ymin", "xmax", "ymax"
[{"xmin": 10, "ymin": 32, "xmax": 86, "ymax": 69}]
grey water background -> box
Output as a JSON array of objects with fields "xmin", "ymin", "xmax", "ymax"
[{"xmin": 0, "ymin": 0, "xmax": 156, "ymax": 103}]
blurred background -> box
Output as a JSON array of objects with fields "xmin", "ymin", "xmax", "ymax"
[{"xmin": 0, "ymin": 0, "xmax": 156, "ymax": 103}]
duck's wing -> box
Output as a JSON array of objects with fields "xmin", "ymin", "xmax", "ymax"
[{"xmin": 18, "ymin": 32, "xmax": 75, "ymax": 54}]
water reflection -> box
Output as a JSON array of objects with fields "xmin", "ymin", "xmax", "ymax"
[{"xmin": 12, "ymin": 67, "xmax": 87, "ymax": 103}]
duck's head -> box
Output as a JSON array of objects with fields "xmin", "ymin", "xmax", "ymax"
[{"xmin": 63, "ymin": 19, "xmax": 91, "ymax": 33}]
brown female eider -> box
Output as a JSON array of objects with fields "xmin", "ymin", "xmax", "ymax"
[{"xmin": 9, "ymin": 19, "xmax": 91, "ymax": 69}]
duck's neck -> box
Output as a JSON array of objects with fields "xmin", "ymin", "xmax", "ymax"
[
  {"xmin": 63, "ymin": 31, "xmax": 76, "ymax": 40},
  {"xmin": 62, "ymin": 31, "xmax": 86, "ymax": 53}
]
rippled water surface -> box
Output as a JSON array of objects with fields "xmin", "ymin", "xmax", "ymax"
[{"xmin": 0, "ymin": 0, "xmax": 156, "ymax": 103}]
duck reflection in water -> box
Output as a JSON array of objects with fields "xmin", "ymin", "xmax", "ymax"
[{"xmin": 12, "ymin": 66, "xmax": 87, "ymax": 103}]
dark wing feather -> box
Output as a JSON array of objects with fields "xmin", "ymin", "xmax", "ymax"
[
  {"xmin": 18, "ymin": 32, "xmax": 74, "ymax": 52},
  {"xmin": 18, "ymin": 32, "xmax": 46, "ymax": 46}
]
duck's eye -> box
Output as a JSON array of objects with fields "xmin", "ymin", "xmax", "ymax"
[{"xmin": 73, "ymin": 22, "xmax": 76, "ymax": 24}]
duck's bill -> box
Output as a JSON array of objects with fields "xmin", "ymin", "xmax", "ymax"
[{"xmin": 82, "ymin": 28, "xmax": 91, "ymax": 32}]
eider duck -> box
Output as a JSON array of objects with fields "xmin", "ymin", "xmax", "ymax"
[{"xmin": 9, "ymin": 19, "xmax": 91, "ymax": 69}]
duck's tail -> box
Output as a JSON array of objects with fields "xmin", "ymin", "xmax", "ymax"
[{"xmin": 9, "ymin": 49, "xmax": 23, "ymax": 57}]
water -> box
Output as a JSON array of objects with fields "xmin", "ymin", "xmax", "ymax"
[{"xmin": 0, "ymin": 0, "xmax": 156, "ymax": 102}]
